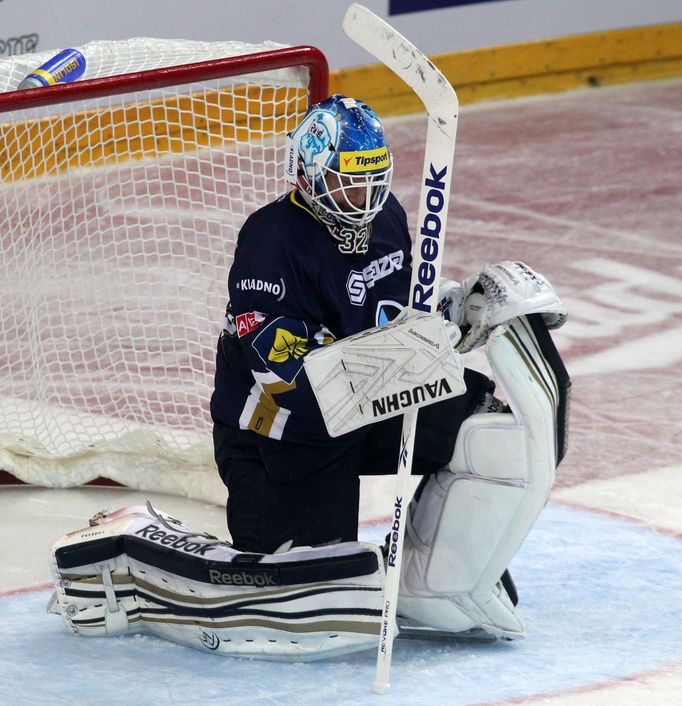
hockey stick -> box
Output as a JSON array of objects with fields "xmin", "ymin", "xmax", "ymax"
[{"xmin": 342, "ymin": 4, "xmax": 459, "ymax": 695}]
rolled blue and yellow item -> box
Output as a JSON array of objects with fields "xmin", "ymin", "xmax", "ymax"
[{"xmin": 17, "ymin": 48, "xmax": 86, "ymax": 90}]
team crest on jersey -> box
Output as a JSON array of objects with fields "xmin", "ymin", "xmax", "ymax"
[
  {"xmin": 252, "ymin": 317, "xmax": 309, "ymax": 384},
  {"xmin": 268, "ymin": 328, "xmax": 308, "ymax": 363}
]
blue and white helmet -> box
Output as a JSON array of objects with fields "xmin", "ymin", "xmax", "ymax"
[{"xmin": 285, "ymin": 95, "xmax": 393, "ymax": 227}]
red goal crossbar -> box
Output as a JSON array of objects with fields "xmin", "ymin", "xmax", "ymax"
[{"xmin": 0, "ymin": 45, "xmax": 329, "ymax": 113}]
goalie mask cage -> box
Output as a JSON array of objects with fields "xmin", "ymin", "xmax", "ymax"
[{"xmin": 0, "ymin": 38, "xmax": 328, "ymax": 503}]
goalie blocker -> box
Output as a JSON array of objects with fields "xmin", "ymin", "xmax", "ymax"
[
  {"xmin": 48, "ymin": 312, "xmax": 569, "ymax": 656},
  {"xmin": 303, "ymin": 311, "xmax": 465, "ymax": 437}
]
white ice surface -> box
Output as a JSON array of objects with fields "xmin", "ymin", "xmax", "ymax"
[{"xmin": 1, "ymin": 480, "xmax": 681, "ymax": 706}]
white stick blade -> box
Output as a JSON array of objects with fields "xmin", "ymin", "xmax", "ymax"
[{"xmin": 343, "ymin": 3, "xmax": 459, "ymax": 125}]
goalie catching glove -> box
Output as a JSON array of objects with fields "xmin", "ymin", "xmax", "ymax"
[{"xmin": 438, "ymin": 261, "xmax": 567, "ymax": 353}]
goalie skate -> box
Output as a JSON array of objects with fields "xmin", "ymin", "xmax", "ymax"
[{"xmin": 396, "ymin": 620, "xmax": 497, "ymax": 643}]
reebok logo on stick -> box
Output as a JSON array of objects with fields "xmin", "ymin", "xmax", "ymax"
[{"xmin": 412, "ymin": 163, "xmax": 448, "ymax": 313}]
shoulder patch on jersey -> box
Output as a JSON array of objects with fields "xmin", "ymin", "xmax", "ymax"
[
  {"xmin": 252, "ymin": 317, "xmax": 310, "ymax": 384},
  {"xmin": 234, "ymin": 276, "xmax": 287, "ymax": 302}
]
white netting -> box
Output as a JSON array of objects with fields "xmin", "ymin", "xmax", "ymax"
[{"xmin": 0, "ymin": 38, "xmax": 317, "ymax": 503}]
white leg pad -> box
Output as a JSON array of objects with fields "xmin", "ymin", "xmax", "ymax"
[
  {"xmin": 399, "ymin": 316, "xmax": 567, "ymax": 639},
  {"xmin": 48, "ymin": 504, "xmax": 386, "ymax": 660}
]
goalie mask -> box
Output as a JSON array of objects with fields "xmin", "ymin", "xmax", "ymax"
[{"xmin": 285, "ymin": 95, "xmax": 393, "ymax": 231}]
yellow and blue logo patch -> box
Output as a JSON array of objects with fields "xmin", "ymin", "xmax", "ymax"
[
  {"xmin": 268, "ymin": 328, "xmax": 308, "ymax": 363},
  {"xmin": 339, "ymin": 146, "xmax": 390, "ymax": 173},
  {"xmin": 253, "ymin": 317, "xmax": 309, "ymax": 384}
]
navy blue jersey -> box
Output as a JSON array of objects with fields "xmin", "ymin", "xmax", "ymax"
[{"xmin": 210, "ymin": 189, "xmax": 412, "ymax": 443}]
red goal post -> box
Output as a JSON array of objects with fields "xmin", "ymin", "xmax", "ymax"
[{"xmin": 0, "ymin": 39, "xmax": 328, "ymax": 502}]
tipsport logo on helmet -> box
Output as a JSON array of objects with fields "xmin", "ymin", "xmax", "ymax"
[{"xmin": 339, "ymin": 147, "xmax": 390, "ymax": 173}]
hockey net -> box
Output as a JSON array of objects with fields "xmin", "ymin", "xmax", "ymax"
[{"xmin": 0, "ymin": 38, "xmax": 328, "ymax": 503}]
